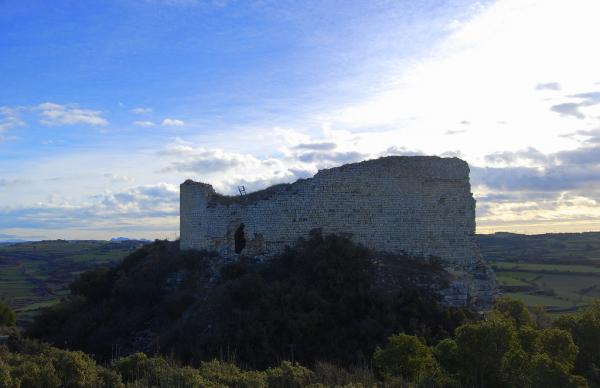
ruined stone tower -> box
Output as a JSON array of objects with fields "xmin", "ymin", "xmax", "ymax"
[{"xmin": 180, "ymin": 156, "xmax": 496, "ymax": 308}]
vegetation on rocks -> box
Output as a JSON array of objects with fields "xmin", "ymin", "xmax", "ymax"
[
  {"xmin": 4, "ymin": 297, "xmax": 600, "ymax": 387},
  {"xmin": 27, "ymin": 232, "xmax": 467, "ymax": 367},
  {"xmin": 3, "ymin": 233, "xmax": 600, "ymax": 386}
]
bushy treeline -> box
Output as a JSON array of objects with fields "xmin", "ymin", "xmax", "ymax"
[
  {"xmin": 372, "ymin": 297, "xmax": 597, "ymax": 387},
  {"xmin": 19, "ymin": 232, "xmax": 600, "ymax": 386},
  {"xmin": 4, "ymin": 298, "xmax": 600, "ymax": 387},
  {"xmin": 28, "ymin": 232, "xmax": 467, "ymax": 367},
  {"xmin": 0, "ymin": 341, "xmax": 375, "ymax": 388}
]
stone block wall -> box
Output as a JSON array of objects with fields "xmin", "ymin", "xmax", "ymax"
[{"xmin": 180, "ymin": 156, "xmax": 496, "ymax": 308}]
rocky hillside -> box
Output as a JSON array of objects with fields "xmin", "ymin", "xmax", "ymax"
[{"xmin": 27, "ymin": 231, "xmax": 470, "ymax": 368}]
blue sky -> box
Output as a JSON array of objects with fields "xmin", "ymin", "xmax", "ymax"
[{"xmin": 2, "ymin": 0, "xmax": 600, "ymax": 240}]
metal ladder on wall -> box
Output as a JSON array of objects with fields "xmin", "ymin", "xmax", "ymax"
[{"xmin": 238, "ymin": 185, "xmax": 247, "ymax": 196}]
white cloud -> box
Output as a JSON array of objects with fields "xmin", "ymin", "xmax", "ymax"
[
  {"xmin": 134, "ymin": 120, "xmax": 156, "ymax": 127},
  {"xmin": 536, "ymin": 82, "xmax": 561, "ymax": 91},
  {"xmin": 0, "ymin": 183, "xmax": 180, "ymax": 239},
  {"xmin": 5, "ymin": 0, "xmax": 600, "ymax": 236},
  {"xmin": 0, "ymin": 106, "xmax": 25, "ymax": 132},
  {"xmin": 103, "ymin": 173, "xmax": 135, "ymax": 183},
  {"xmin": 131, "ymin": 107, "xmax": 152, "ymax": 114},
  {"xmin": 36, "ymin": 102, "xmax": 108, "ymax": 126},
  {"xmin": 161, "ymin": 118, "xmax": 185, "ymax": 127},
  {"xmin": 319, "ymin": 0, "xmax": 600, "ymax": 164},
  {"xmin": 0, "ymin": 178, "xmax": 27, "ymax": 187}
]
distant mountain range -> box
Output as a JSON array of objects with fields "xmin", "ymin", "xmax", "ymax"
[
  {"xmin": 110, "ymin": 237, "xmax": 152, "ymax": 243},
  {"xmin": 0, "ymin": 237, "xmax": 152, "ymax": 244}
]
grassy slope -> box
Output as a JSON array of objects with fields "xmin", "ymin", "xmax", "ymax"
[{"xmin": 0, "ymin": 240, "xmax": 147, "ymax": 325}]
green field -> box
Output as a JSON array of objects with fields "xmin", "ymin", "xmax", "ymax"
[
  {"xmin": 479, "ymin": 232, "xmax": 600, "ymax": 312},
  {"xmin": 477, "ymin": 232, "xmax": 600, "ymax": 264},
  {"xmin": 492, "ymin": 262, "xmax": 600, "ymax": 273},
  {"xmin": 0, "ymin": 240, "xmax": 147, "ymax": 325}
]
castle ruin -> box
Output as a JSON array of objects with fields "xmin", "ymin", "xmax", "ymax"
[{"xmin": 180, "ymin": 156, "xmax": 497, "ymax": 308}]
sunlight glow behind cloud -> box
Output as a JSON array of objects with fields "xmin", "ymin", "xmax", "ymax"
[{"xmin": 2, "ymin": 0, "xmax": 600, "ymax": 239}]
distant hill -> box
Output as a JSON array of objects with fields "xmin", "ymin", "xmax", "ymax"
[
  {"xmin": 0, "ymin": 239, "xmax": 29, "ymax": 244},
  {"xmin": 0, "ymin": 239, "xmax": 150, "ymax": 326},
  {"xmin": 477, "ymin": 231, "xmax": 600, "ymax": 264},
  {"xmin": 111, "ymin": 237, "xmax": 152, "ymax": 243}
]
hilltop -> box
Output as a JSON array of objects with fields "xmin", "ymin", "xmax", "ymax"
[{"xmin": 27, "ymin": 232, "xmax": 469, "ymax": 367}]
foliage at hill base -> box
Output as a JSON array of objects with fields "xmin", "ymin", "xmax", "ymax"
[
  {"xmin": 5, "ymin": 298, "xmax": 600, "ymax": 387},
  {"xmin": 27, "ymin": 232, "xmax": 467, "ymax": 368}
]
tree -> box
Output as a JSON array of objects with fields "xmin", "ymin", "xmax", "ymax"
[
  {"xmin": 537, "ymin": 328, "xmax": 578, "ymax": 370},
  {"xmin": 530, "ymin": 353, "xmax": 588, "ymax": 388},
  {"xmin": 373, "ymin": 333, "xmax": 434, "ymax": 383},
  {"xmin": 554, "ymin": 301, "xmax": 600, "ymax": 384},
  {"xmin": 518, "ymin": 325, "xmax": 541, "ymax": 355},
  {"xmin": 0, "ymin": 300, "xmax": 16, "ymax": 327},
  {"xmin": 494, "ymin": 296, "xmax": 534, "ymax": 329},
  {"xmin": 434, "ymin": 338, "xmax": 460, "ymax": 377},
  {"xmin": 453, "ymin": 316, "xmax": 520, "ymax": 388},
  {"xmin": 0, "ymin": 361, "xmax": 17, "ymax": 388},
  {"xmin": 50, "ymin": 349, "xmax": 99, "ymax": 388},
  {"xmin": 500, "ymin": 347, "xmax": 531, "ymax": 388}
]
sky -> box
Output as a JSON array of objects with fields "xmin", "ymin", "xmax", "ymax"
[{"xmin": 1, "ymin": 0, "xmax": 600, "ymax": 241}]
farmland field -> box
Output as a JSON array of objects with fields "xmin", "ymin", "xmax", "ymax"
[
  {"xmin": 0, "ymin": 239, "xmax": 148, "ymax": 325},
  {"xmin": 492, "ymin": 262, "xmax": 600, "ymax": 273},
  {"xmin": 478, "ymin": 232, "xmax": 600, "ymax": 312}
]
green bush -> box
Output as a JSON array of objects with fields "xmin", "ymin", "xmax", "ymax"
[
  {"xmin": 373, "ymin": 333, "xmax": 434, "ymax": 383},
  {"xmin": 50, "ymin": 348, "xmax": 99, "ymax": 387},
  {"xmin": 428, "ymin": 297, "xmax": 590, "ymax": 388},
  {"xmin": 265, "ymin": 361, "xmax": 313, "ymax": 388},
  {"xmin": 494, "ymin": 296, "xmax": 534, "ymax": 329},
  {"xmin": 0, "ymin": 301, "xmax": 16, "ymax": 327},
  {"xmin": 530, "ymin": 353, "xmax": 588, "ymax": 388},
  {"xmin": 0, "ymin": 361, "xmax": 18, "ymax": 388},
  {"xmin": 537, "ymin": 328, "xmax": 578, "ymax": 370},
  {"xmin": 13, "ymin": 358, "xmax": 61, "ymax": 388},
  {"xmin": 96, "ymin": 367, "xmax": 125, "ymax": 388},
  {"xmin": 199, "ymin": 359, "xmax": 266, "ymax": 387},
  {"xmin": 554, "ymin": 301, "xmax": 600, "ymax": 385}
]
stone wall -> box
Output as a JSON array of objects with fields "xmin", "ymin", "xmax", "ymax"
[{"xmin": 180, "ymin": 156, "xmax": 496, "ymax": 308}]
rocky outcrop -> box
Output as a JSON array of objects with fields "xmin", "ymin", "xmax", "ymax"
[{"xmin": 180, "ymin": 156, "xmax": 497, "ymax": 309}]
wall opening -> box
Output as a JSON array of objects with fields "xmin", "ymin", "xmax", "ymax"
[{"xmin": 234, "ymin": 223, "xmax": 246, "ymax": 254}]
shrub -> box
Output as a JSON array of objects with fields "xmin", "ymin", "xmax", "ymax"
[
  {"xmin": 199, "ymin": 359, "xmax": 266, "ymax": 387},
  {"xmin": 373, "ymin": 333, "xmax": 434, "ymax": 383},
  {"xmin": 0, "ymin": 301, "xmax": 16, "ymax": 327},
  {"xmin": 452, "ymin": 315, "xmax": 520, "ymax": 388},
  {"xmin": 96, "ymin": 367, "xmax": 125, "ymax": 388},
  {"xmin": 265, "ymin": 361, "xmax": 314, "ymax": 388},
  {"xmin": 0, "ymin": 361, "xmax": 17, "ymax": 388},
  {"xmin": 530, "ymin": 353, "xmax": 588, "ymax": 388},
  {"xmin": 494, "ymin": 296, "xmax": 534, "ymax": 329},
  {"xmin": 537, "ymin": 328, "xmax": 578, "ymax": 370},
  {"xmin": 49, "ymin": 348, "xmax": 99, "ymax": 387}
]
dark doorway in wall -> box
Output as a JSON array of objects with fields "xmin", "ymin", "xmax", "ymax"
[{"xmin": 234, "ymin": 223, "xmax": 246, "ymax": 254}]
